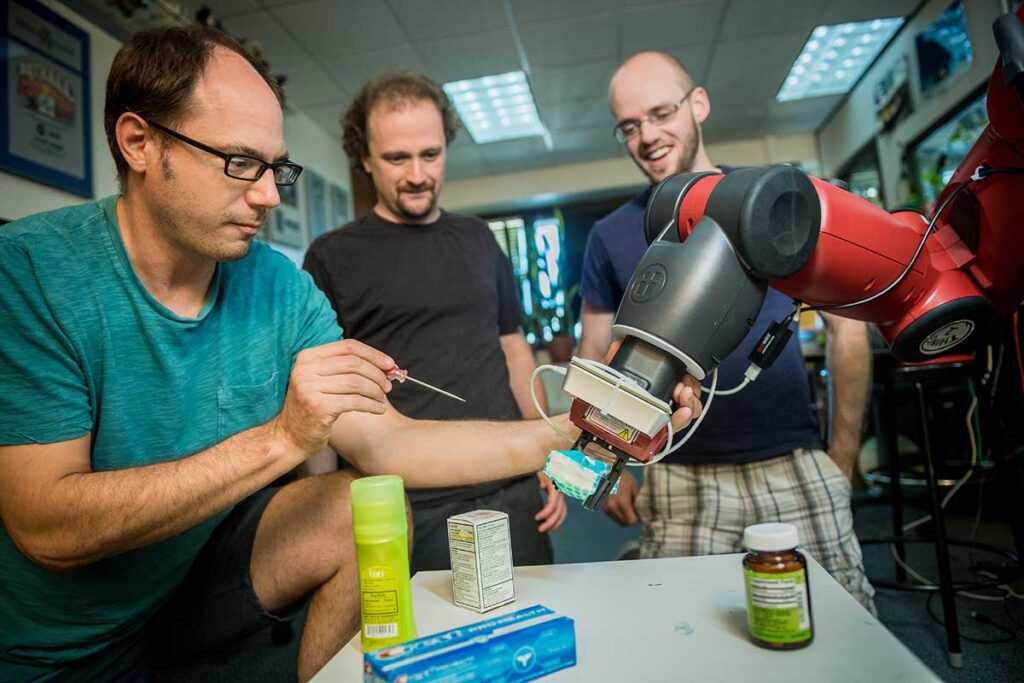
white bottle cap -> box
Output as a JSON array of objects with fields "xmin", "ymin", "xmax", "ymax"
[{"xmin": 743, "ymin": 523, "xmax": 799, "ymax": 552}]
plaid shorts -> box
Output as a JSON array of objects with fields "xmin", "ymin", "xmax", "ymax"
[{"xmin": 635, "ymin": 447, "xmax": 877, "ymax": 614}]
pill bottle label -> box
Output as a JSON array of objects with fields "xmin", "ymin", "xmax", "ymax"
[{"xmin": 744, "ymin": 568, "xmax": 811, "ymax": 644}]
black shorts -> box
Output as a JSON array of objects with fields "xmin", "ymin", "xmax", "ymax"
[{"xmin": 55, "ymin": 487, "xmax": 300, "ymax": 682}]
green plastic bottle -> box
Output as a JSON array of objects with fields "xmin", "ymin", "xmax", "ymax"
[{"xmin": 350, "ymin": 475, "xmax": 417, "ymax": 650}]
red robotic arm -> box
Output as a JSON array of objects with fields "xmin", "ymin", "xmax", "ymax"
[
  {"xmin": 671, "ymin": 6, "xmax": 1024, "ymax": 360},
  {"xmin": 562, "ymin": 6, "xmax": 1024, "ymax": 494}
]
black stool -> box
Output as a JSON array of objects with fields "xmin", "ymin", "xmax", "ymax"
[{"xmin": 861, "ymin": 358, "xmax": 1021, "ymax": 668}]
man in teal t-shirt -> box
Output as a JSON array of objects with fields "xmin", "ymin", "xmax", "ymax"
[{"xmin": 0, "ymin": 26, "xmax": 702, "ymax": 682}]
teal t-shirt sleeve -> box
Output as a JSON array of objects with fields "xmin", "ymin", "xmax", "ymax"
[
  {"xmin": 292, "ymin": 266, "xmax": 344, "ymax": 354},
  {"xmin": 0, "ymin": 239, "xmax": 92, "ymax": 444}
]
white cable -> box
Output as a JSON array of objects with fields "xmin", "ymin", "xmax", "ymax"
[
  {"xmin": 888, "ymin": 545, "xmax": 1009, "ymax": 602},
  {"xmin": 1001, "ymin": 584, "xmax": 1024, "ymax": 600},
  {"xmin": 642, "ymin": 367, "xmax": 720, "ymax": 464},
  {"xmin": 902, "ymin": 393, "xmax": 978, "ymax": 532},
  {"xmin": 529, "ymin": 364, "xmax": 573, "ymax": 443},
  {"xmin": 708, "ymin": 377, "xmax": 750, "ymax": 396}
]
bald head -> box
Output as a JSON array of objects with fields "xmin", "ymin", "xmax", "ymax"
[
  {"xmin": 610, "ymin": 51, "xmax": 694, "ymax": 105},
  {"xmin": 607, "ymin": 50, "xmax": 714, "ymax": 183}
]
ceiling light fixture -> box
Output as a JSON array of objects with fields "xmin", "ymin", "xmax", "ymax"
[
  {"xmin": 777, "ymin": 18, "xmax": 904, "ymax": 102},
  {"xmin": 443, "ymin": 71, "xmax": 547, "ymax": 144}
]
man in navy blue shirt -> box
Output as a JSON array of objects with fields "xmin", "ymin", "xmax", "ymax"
[{"xmin": 580, "ymin": 51, "xmax": 876, "ymax": 613}]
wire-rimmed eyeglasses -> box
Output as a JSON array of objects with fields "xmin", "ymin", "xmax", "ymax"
[{"xmin": 613, "ymin": 89, "xmax": 696, "ymax": 143}]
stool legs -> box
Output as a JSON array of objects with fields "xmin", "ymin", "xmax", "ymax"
[{"xmin": 916, "ymin": 382, "xmax": 963, "ymax": 668}]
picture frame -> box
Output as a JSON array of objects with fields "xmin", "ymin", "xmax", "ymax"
[
  {"xmin": 329, "ymin": 183, "xmax": 350, "ymax": 229},
  {"xmin": 305, "ymin": 168, "xmax": 328, "ymax": 241},
  {"xmin": 269, "ymin": 209, "xmax": 306, "ymax": 249},
  {"xmin": 0, "ymin": 0, "xmax": 93, "ymax": 197}
]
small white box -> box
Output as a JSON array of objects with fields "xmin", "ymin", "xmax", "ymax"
[{"xmin": 446, "ymin": 510, "xmax": 516, "ymax": 613}]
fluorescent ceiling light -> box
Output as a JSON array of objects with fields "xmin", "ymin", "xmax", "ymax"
[
  {"xmin": 777, "ymin": 18, "xmax": 905, "ymax": 102},
  {"xmin": 443, "ymin": 71, "xmax": 547, "ymax": 144}
]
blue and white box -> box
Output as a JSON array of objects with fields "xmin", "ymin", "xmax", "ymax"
[{"xmin": 363, "ymin": 604, "xmax": 576, "ymax": 682}]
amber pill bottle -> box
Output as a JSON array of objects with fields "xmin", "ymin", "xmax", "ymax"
[{"xmin": 742, "ymin": 523, "xmax": 814, "ymax": 650}]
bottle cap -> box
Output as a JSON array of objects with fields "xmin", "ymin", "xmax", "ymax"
[
  {"xmin": 743, "ymin": 523, "xmax": 799, "ymax": 552},
  {"xmin": 350, "ymin": 475, "xmax": 407, "ymax": 543}
]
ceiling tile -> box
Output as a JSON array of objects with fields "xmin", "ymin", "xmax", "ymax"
[
  {"xmin": 388, "ymin": 0, "xmax": 508, "ymax": 40},
  {"xmin": 764, "ymin": 95, "xmax": 843, "ymax": 135},
  {"xmin": 279, "ymin": 60, "xmax": 348, "ymax": 107},
  {"xmin": 218, "ymin": 10, "xmax": 309, "ymax": 67},
  {"xmin": 702, "ymin": 102, "xmax": 768, "ymax": 141},
  {"xmin": 620, "ymin": 1, "xmax": 725, "ymax": 55},
  {"xmin": 661, "ymin": 43, "xmax": 714, "ymax": 87},
  {"xmin": 818, "ymin": 0, "xmax": 921, "ymax": 25},
  {"xmin": 519, "ymin": 15, "xmax": 618, "ymax": 68},
  {"xmin": 544, "ymin": 97, "xmax": 616, "ymax": 131},
  {"xmin": 446, "ymin": 137, "xmax": 485, "ymax": 162},
  {"xmin": 444, "ymin": 138, "xmax": 490, "ymax": 178},
  {"xmin": 205, "ymin": 0, "xmax": 262, "ymax": 19},
  {"xmin": 720, "ymin": 0, "xmax": 824, "ymax": 39},
  {"xmin": 300, "ymin": 100, "xmax": 349, "ymax": 137},
  {"xmin": 551, "ymin": 125, "xmax": 620, "ymax": 155},
  {"xmin": 554, "ymin": 145, "xmax": 622, "ymax": 167},
  {"xmin": 703, "ymin": 30, "xmax": 809, "ymax": 107},
  {"xmin": 477, "ymin": 137, "xmax": 551, "ymax": 165},
  {"xmin": 509, "ymin": 0, "xmax": 617, "ymax": 25},
  {"xmin": 322, "ymin": 46, "xmax": 429, "ymax": 94},
  {"xmin": 417, "ymin": 29, "xmax": 520, "ymax": 83},
  {"xmin": 271, "ymin": 0, "xmax": 408, "ymax": 58},
  {"xmin": 530, "ymin": 59, "xmax": 617, "ymax": 103}
]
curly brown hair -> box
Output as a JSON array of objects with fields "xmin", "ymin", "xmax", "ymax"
[{"xmin": 342, "ymin": 72, "xmax": 459, "ymax": 173}]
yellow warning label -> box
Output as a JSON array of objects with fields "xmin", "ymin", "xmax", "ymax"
[{"xmin": 585, "ymin": 406, "xmax": 639, "ymax": 444}]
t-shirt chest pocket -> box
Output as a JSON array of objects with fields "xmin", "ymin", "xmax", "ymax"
[{"xmin": 217, "ymin": 372, "xmax": 281, "ymax": 441}]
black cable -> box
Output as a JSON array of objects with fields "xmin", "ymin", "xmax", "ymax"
[
  {"xmin": 1005, "ymin": 599, "xmax": 1024, "ymax": 632},
  {"xmin": 802, "ymin": 166, "xmax": 1024, "ymax": 314},
  {"xmin": 925, "ymin": 592, "xmax": 1017, "ymax": 644}
]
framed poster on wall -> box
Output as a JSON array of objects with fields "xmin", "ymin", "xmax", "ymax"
[
  {"xmin": 0, "ymin": 0, "xmax": 92, "ymax": 197},
  {"xmin": 269, "ymin": 178, "xmax": 305, "ymax": 247},
  {"xmin": 329, "ymin": 183, "xmax": 350, "ymax": 229},
  {"xmin": 305, "ymin": 169, "xmax": 328, "ymax": 241}
]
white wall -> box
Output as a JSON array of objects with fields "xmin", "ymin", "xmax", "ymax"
[
  {"xmin": 443, "ymin": 133, "xmax": 820, "ymax": 214},
  {"xmin": 0, "ymin": 0, "xmax": 353, "ymax": 259},
  {"xmin": 818, "ymin": 0, "xmax": 1003, "ymax": 206}
]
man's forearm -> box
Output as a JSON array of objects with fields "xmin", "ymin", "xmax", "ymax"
[
  {"xmin": 335, "ymin": 408, "xmax": 576, "ymax": 488},
  {"xmin": 28, "ymin": 422, "xmax": 302, "ymax": 570},
  {"xmin": 825, "ymin": 318, "xmax": 872, "ymax": 475}
]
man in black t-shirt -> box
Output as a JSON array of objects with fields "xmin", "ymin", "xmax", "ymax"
[{"xmin": 303, "ymin": 73, "xmax": 566, "ymax": 571}]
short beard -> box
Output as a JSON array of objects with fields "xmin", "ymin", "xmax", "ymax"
[
  {"xmin": 671, "ymin": 111, "xmax": 701, "ymax": 176},
  {"xmin": 396, "ymin": 190, "xmax": 438, "ymax": 220}
]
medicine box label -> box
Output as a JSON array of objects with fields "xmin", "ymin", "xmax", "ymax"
[{"xmin": 447, "ymin": 510, "xmax": 515, "ymax": 612}]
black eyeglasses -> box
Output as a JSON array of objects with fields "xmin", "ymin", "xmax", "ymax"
[
  {"xmin": 613, "ymin": 89, "xmax": 696, "ymax": 143},
  {"xmin": 146, "ymin": 119, "xmax": 303, "ymax": 186}
]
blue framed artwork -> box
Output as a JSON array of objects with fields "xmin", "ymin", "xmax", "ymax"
[
  {"xmin": 0, "ymin": 0, "xmax": 92, "ymax": 197},
  {"xmin": 305, "ymin": 168, "xmax": 328, "ymax": 241}
]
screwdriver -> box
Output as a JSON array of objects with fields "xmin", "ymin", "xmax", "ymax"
[{"xmin": 386, "ymin": 366, "xmax": 467, "ymax": 403}]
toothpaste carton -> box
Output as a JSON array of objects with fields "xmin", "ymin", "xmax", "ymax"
[
  {"xmin": 447, "ymin": 510, "xmax": 515, "ymax": 612},
  {"xmin": 363, "ymin": 604, "xmax": 576, "ymax": 683}
]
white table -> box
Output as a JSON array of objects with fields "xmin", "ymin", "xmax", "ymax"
[{"xmin": 315, "ymin": 554, "xmax": 939, "ymax": 682}]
